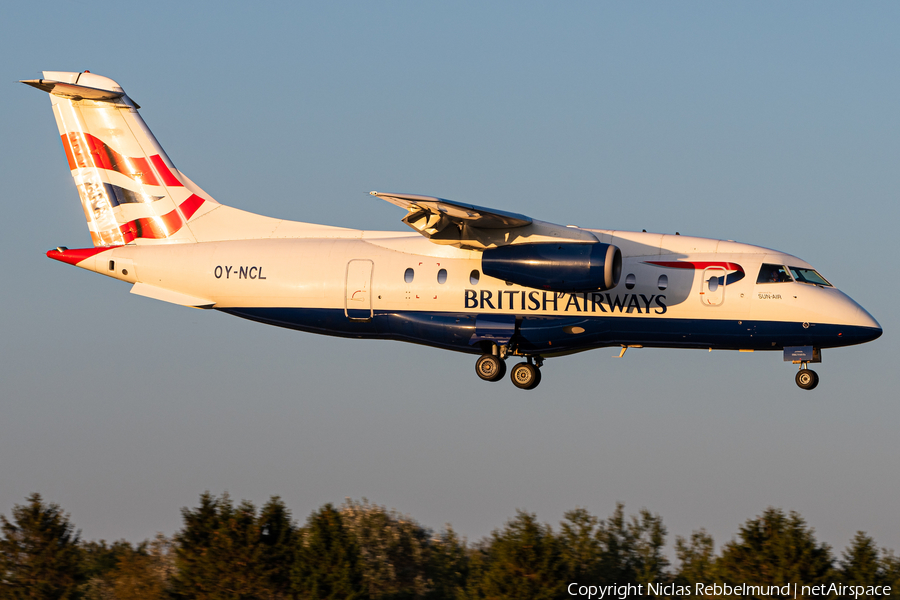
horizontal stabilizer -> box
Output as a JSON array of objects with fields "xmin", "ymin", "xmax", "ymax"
[
  {"xmin": 20, "ymin": 79, "xmax": 127, "ymax": 103},
  {"xmin": 130, "ymin": 283, "xmax": 214, "ymax": 309}
]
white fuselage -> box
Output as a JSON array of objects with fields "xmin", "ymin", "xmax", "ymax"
[{"xmin": 63, "ymin": 226, "xmax": 880, "ymax": 357}]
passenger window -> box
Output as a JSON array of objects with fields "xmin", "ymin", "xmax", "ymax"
[
  {"xmin": 404, "ymin": 268, "xmax": 415, "ymax": 283},
  {"xmin": 757, "ymin": 264, "xmax": 792, "ymax": 283},
  {"xmin": 469, "ymin": 270, "xmax": 480, "ymax": 285},
  {"xmin": 788, "ymin": 266, "xmax": 831, "ymax": 287},
  {"xmin": 437, "ymin": 268, "xmax": 447, "ymax": 284},
  {"xmin": 625, "ymin": 273, "xmax": 636, "ymax": 290},
  {"xmin": 657, "ymin": 274, "xmax": 668, "ymax": 290}
]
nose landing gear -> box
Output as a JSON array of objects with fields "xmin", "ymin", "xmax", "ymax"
[
  {"xmin": 795, "ymin": 362, "xmax": 819, "ymax": 390},
  {"xmin": 785, "ymin": 348, "xmax": 822, "ymax": 390}
]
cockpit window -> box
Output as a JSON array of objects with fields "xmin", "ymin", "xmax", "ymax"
[
  {"xmin": 789, "ymin": 266, "xmax": 832, "ymax": 287},
  {"xmin": 757, "ymin": 263, "xmax": 792, "ymax": 283}
]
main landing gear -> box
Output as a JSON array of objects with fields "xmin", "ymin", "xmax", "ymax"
[
  {"xmin": 475, "ymin": 346, "xmax": 544, "ymax": 390},
  {"xmin": 475, "ymin": 354, "xmax": 506, "ymax": 382},
  {"xmin": 795, "ymin": 363, "xmax": 819, "ymax": 390},
  {"xmin": 510, "ymin": 359, "xmax": 542, "ymax": 390}
]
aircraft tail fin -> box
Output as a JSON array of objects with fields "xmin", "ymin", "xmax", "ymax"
[{"xmin": 22, "ymin": 71, "xmax": 218, "ymax": 247}]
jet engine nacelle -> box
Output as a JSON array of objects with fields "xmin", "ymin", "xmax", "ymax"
[{"xmin": 481, "ymin": 242, "xmax": 622, "ymax": 292}]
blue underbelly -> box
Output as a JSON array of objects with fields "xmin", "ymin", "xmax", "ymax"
[{"xmin": 217, "ymin": 308, "xmax": 881, "ymax": 354}]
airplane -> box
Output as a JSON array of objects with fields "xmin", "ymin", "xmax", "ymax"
[{"xmin": 22, "ymin": 70, "xmax": 882, "ymax": 390}]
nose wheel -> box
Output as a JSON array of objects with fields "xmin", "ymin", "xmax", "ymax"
[{"xmin": 795, "ymin": 366, "xmax": 819, "ymax": 390}]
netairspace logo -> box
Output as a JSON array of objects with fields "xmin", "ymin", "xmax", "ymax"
[{"xmin": 567, "ymin": 582, "xmax": 893, "ymax": 599}]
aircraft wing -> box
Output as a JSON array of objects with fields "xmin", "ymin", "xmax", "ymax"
[
  {"xmin": 371, "ymin": 192, "xmax": 532, "ymax": 229},
  {"xmin": 370, "ymin": 191, "xmax": 596, "ymax": 249}
]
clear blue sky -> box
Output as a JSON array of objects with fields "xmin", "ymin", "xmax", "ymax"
[{"xmin": 2, "ymin": 2, "xmax": 898, "ymax": 556}]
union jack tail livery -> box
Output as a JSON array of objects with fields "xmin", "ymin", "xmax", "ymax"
[{"xmin": 22, "ymin": 71, "xmax": 218, "ymax": 246}]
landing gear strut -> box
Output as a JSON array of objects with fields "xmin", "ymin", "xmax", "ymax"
[{"xmin": 795, "ymin": 364, "xmax": 819, "ymax": 390}]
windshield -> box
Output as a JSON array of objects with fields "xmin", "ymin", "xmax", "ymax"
[
  {"xmin": 757, "ymin": 263, "xmax": 792, "ymax": 283},
  {"xmin": 788, "ymin": 266, "xmax": 831, "ymax": 287}
]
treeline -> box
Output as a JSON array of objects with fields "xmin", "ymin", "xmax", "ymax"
[{"xmin": 1, "ymin": 492, "xmax": 898, "ymax": 599}]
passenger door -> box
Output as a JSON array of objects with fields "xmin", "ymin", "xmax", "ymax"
[
  {"xmin": 345, "ymin": 259, "xmax": 374, "ymax": 321},
  {"xmin": 700, "ymin": 266, "xmax": 726, "ymax": 306}
]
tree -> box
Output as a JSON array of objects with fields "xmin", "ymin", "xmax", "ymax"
[
  {"xmin": 292, "ymin": 504, "xmax": 364, "ymax": 600},
  {"xmin": 79, "ymin": 539, "xmax": 137, "ymax": 600},
  {"xmin": 588, "ymin": 503, "xmax": 669, "ymax": 587},
  {"xmin": 257, "ymin": 497, "xmax": 297, "ymax": 598},
  {"xmin": 879, "ymin": 551, "xmax": 900, "ymax": 600},
  {"xmin": 0, "ymin": 493, "xmax": 84, "ymax": 600},
  {"xmin": 558, "ymin": 508, "xmax": 603, "ymax": 583},
  {"xmin": 716, "ymin": 508, "xmax": 832, "ymax": 598},
  {"xmin": 471, "ymin": 510, "xmax": 564, "ymax": 600},
  {"xmin": 557, "ymin": 504, "xmax": 670, "ymax": 588},
  {"xmin": 80, "ymin": 534, "xmax": 175, "ymax": 600},
  {"xmin": 338, "ymin": 499, "xmax": 433, "ymax": 599},
  {"xmin": 422, "ymin": 527, "xmax": 469, "ymax": 600},
  {"xmin": 172, "ymin": 492, "xmax": 295, "ymax": 600},
  {"xmin": 839, "ymin": 533, "xmax": 897, "ymax": 599},
  {"xmin": 674, "ymin": 529, "xmax": 716, "ymax": 588},
  {"xmin": 110, "ymin": 543, "xmax": 169, "ymax": 600}
]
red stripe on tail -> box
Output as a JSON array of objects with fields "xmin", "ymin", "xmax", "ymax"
[
  {"xmin": 149, "ymin": 154, "xmax": 184, "ymax": 187},
  {"xmin": 118, "ymin": 195, "xmax": 205, "ymax": 240},
  {"xmin": 60, "ymin": 135, "xmax": 77, "ymax": 170},
  {"xmin": 179, "ymin": 194, "xmax": 205, "ymax": 220},
  {"xmin": 61, "ymin": 133, "xmax": 161, "ymax": 186}
]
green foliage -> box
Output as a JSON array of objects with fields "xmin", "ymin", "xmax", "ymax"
[
  {"xmin": 558, "ymin": 508, "xmax": 603, "ymax": 583},
  {"xmin": 292, "ymin": 504, "xmax": 364, "ymax": 600},
  {"xmin": 171, "ymin": 492, "xmax": 296, "ymax": 600},
  {"xmin": 469, "ymin": 510, "xmax": 564, "ymax": 600},
  {"xmin": 880, "ymin": 551, "xmax": 900, "ymax": 599},
  {"xmin": 422, "ymin": 527, "xmax": 469, "ymax": 600},
  {"xmin": 292, "ymin": 501, "xmax": 469, "ymax": 600},
  {"xmin": 716, "ymin": 508, "xmax": 832, "ymax": 597},
  {"xmin": 81, "ymin": 536, "xmax": 173, "ymax": 600},
  {"xmin": 556, "ymin": 504, "xmax": 669, "ymax": 587},
  {"xmin": 838, "ymin": 533, "xmax": 899, "ymax": 599},
  {"xmin": 597, "ymin": 504, "xmax": 669, "ymax": 587},
  {"xmin": 0, "ymin": 493, "xmax": 83, "ymax": 600},
  {"xmin": 674, "ymin": 529, "xmax": 716, "ymax": 587},
  {"xmin": 842, "ymin": 533, "xmax": 884, "ymax": 587},
  {"xmin": 258, "ymin": 498, "xmax": 297, "ymax": 598},
  {"xmin": 80, "ymin": 539, "xmax": 134, "ymax": 583},
  {"xmin": 4, "ymin": 492, "xmax": 900, "ymax": 600},
  {"xmin": 338, "ymin": 499, "xmax": 442, "ymax": 600}
]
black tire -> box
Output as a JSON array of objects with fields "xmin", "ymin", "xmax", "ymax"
[
  {"xmin": 528, "ymin": 366, "xmax": 542, "ymax": 390},
  {"xmin": 511, "ymin": 362, "xmax": 539, "ymax": 389},
  {"xmin": 476, "ymin": 354, "xmax": 506, "ymax": 382},
  {"xmin": 795, "ymin": 369, "xmax": 819, "ymax": 390}
]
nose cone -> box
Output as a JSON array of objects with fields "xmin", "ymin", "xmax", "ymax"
[
  {"xmin": 837, "ymin": 293, "xmax": 882, "ymax": 345},
  {"xmin": 855, "ymin": 305, "xmax": 881, "ymax": 329},
  {"xmin": 853, "ymin": 305, "xmax": 882, "ymax": 343},
  {"xmin": 807, "ymin": 287, "xmax": 883, "ymax": 347}
]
